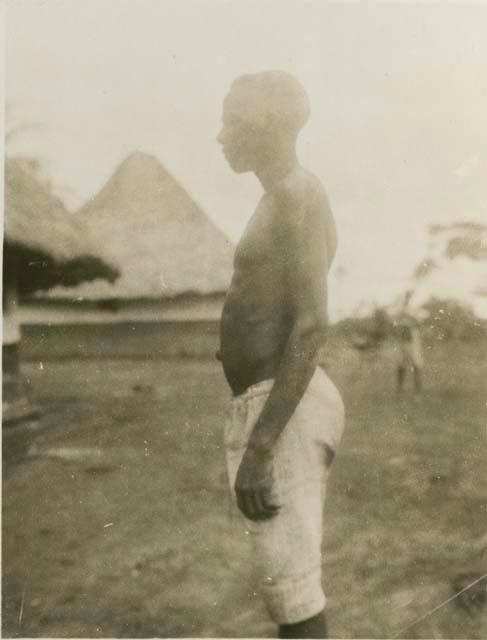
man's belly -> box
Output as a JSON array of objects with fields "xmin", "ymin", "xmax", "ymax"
[{"xmin": 220, "ymin": 314, "xmax": 289, "ymax": 396}]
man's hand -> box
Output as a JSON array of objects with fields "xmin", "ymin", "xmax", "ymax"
[{"xmin": 235, "ymin": 447, "xmax": 281, "ymax": 521}]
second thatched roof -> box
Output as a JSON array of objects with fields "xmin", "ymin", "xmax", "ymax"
[
  {"xmin": 4, "ymin": 157, "xmax": 119, "ymax": 295},
  {"xmin": 42, "ymin": 152, "xmax": 234, "ymax": 300}
]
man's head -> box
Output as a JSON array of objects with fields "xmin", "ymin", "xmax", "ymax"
[{"xmin": 217, "ymin": 70, "xmax": 310, "ymax": 173}]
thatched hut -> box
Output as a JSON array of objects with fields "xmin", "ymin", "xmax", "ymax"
[
  {"xmin": 3, "ymin": 157, "xmax": 119, "ymax": 419},
  {"xmin": 23, "ymin": 152, "xmax": 234, "ymax": 359}
]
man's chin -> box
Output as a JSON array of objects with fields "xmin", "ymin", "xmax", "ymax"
[{"xmin": 225, "ymin": 158, "xmax": 252, "ymax": 174}]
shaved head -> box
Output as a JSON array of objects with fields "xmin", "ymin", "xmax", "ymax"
[{"xmin": 225, "ymin": 70, "xmax": 310, "ymax": 135}]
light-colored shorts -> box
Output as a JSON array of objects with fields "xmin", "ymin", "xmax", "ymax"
[{"xmin": 224, "ymin": 367, "xmax": 345, "ymax": 624}]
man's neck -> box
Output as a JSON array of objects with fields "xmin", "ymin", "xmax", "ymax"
[{"xmin": 255, "ymin": 146, "xmax": 299, "ymax": 193}]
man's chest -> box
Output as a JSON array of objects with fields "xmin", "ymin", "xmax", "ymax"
[{"xmin": 234, "ymin": 203, "xmax": 280, "ymax": 273}]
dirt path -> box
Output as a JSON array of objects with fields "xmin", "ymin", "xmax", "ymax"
[{"xmin": 3, "ymin": 344, "xmax": 486, "ymax": 637}]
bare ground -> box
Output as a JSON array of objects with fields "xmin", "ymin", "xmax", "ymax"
[{"xmin": 2, "ymin": 339, "xmax": 486, "ymax": 638}]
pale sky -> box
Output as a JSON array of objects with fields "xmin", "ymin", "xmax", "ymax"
[{"xmin": 5, "ymin": 0, "xmax": 487, "ymax": 317}]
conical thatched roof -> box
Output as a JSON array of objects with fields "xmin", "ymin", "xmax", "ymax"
[
  {"xmin": 4, "ymin": 157, "xmax": 119, "ymax": 295},
  {"xmin": 45, "ymin": 152, "xmax": 234, "ymax": 300}
]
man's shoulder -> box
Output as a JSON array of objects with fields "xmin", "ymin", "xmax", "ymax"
[
  {"xmin": 268, "ymin": 168, "xmax": 337, "ymax": 261},
  {"xmin": 269, "ymin": 168, "xmax": 325, "ymax": 222},
  {"xmin": 273, "ymin": 167, "xmax": 320, "ymax": 199}
]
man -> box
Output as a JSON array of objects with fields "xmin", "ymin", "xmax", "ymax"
[
  {"xmin": 217, "ymin": 71, "xmax": 345, "ymax": 638},
  {"xmin": 395, "ymin": 313, "xmax": 424, "ymax": 394},
  {"xmin": 394, "ymin": 290, "xmax": 424, "ymax": 394}
]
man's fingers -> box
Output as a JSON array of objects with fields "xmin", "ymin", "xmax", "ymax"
[
  {"xmin": 261, "ymin": 486, "xmax": 281, "ymax": 510},
  {"xmin": 251, "ymin": 490, "xmax": 266, "ymax": 518},
  {"xmin": 245, "ymin": 491, "xmax": 259, "ymax": 520},
  {"xmin": 252, "ymin": 488, "xmax": 281, "ymax": 520},
  {"xmin": 236, "ymin": 489, "xmax": 255, "ymax": 520},
  {"xmin": 236, "ymin": 489, "xmax": 248, "ymax": 518},
  {"xmin": 236, "ymin": 486, "xmax": 281, "ymax": 521},
  {"xmin": 261, "ymin": 489, "xmax": 281, "ymax": 518}
]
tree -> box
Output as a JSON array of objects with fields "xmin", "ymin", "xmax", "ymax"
[{"xmin": 421, "ymin": 298, "xmax": 486, "ymax": 341}]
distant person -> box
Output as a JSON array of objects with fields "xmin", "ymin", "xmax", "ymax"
[
  {"xmin": 395, "ymin": 312, "xmax": 424, "ymax": 394},
  {"xmin": 217, "ymin": 71, "xmax": 345, "ymax": 638},
  {"xmin": 371, "ymin": 307, "xmax": 390, "ymax": 345}
]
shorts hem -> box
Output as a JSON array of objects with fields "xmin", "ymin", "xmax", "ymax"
[{"xmin": 261, "ymin": 568, "xmax": 326, "ymax": 625}]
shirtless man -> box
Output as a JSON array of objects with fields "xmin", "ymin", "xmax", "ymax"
[
  {"xmin": 218, "ymin": 71, "xmax": 345, "ymax": 639},
  {"xmin": 395, "ymin": 314, "xmax": 424, "ymax": 394}
]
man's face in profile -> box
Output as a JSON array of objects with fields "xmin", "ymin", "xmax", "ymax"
[{"xmin": 217, "ymin": 96, "xmax": 266, "ymax": 173}]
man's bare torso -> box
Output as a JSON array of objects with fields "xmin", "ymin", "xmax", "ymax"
[{"xmin": 220, "ymin": 167, "xmax": 337, "ymax": 396}]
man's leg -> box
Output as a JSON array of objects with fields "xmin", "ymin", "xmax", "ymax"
[
  {"xmin": 246, "ymin": 374, "xmax": 342, "ymax": 640},
  {"xmin": 279, "ymin": 610, "xmax": 328, "ymax": 639},
  {"xmin": 397, "ymin": 365, "xmax": 406, "ymax": 393},
  {"xmin": 413, "ymin": 366, "xmax": 422, "ymax": 393}
]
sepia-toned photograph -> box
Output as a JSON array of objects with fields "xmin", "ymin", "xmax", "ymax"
[{"xmin": 2, "ymin": 1, "xmax": 486, "ymax": 638}]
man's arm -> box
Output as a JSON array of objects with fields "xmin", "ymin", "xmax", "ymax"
[{"xmin": 234, "ymin": 183, "xmax": 330, "ymax": 521}]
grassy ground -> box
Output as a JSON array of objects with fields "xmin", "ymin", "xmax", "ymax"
[{"xmin": 2, "ymin": 339, "xmax": 486, "ymax": 638}]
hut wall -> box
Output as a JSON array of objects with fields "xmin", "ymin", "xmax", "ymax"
[
  {"xmin": 3, "ymin": 265, "xmax": 21, "ymax": 388},
  {"xmin": 20, "ymin": 295, "xmax": 224, "ymax": 324},
  {"xmin": 3, "ymin": 267, "xmax": 21, "ymax": 347},
  {"xmin": 20, "ymin": 320, "xmax": 220, "ymax": 360},
  {"xmin": 18, "ymin": 296, "xmax": 224, "ymax": 360}
]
